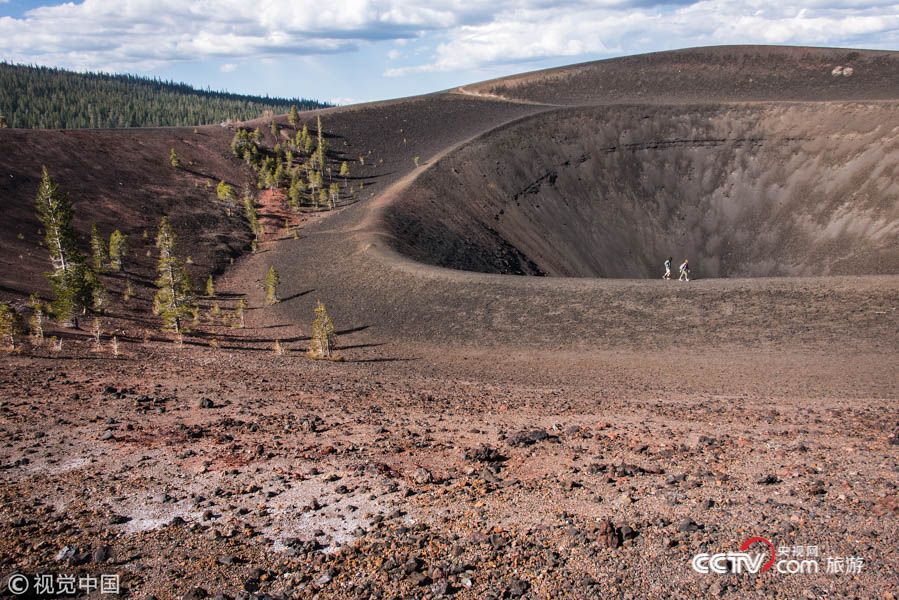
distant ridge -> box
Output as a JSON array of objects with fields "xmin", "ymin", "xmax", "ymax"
[{"xmin": 0, "ymin": 62, "xmax": 331, "ymax": 129}]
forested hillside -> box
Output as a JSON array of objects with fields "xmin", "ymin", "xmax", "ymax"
[{"xmin": 0, "ymin": 62, "xmax": 330, "ymax": 129}]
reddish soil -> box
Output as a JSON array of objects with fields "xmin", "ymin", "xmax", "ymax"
[{"xmin": 0, "ymin": 46, "xmax": 897, "ymax": 599}]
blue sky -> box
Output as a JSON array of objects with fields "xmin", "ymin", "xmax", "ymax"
[{"xmin": 1, "ymin": 0, "xmax": 897, "ymax": 104}]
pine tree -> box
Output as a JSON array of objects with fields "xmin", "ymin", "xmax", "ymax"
[
  {"xmin": 50, "ymin": 262, "xmax": 96, "ymax": 326},
  {"xmin": 0, "ymin": 114, "xmax": 7, "ymax": 128},
  {"xmin": 288, "ymin": 177, "xmax": 305, "ymax": 210},
  {"xmin": 34, "ymin": 167, "xmax": 95, "ymax": 326},
  {"xmin": 315, "ymin": 115, "xmax": 328, "ymax": 174},
  {"xmin": 302, "ymin": 126, "xmax": 314, "ymax": 155},
  {"xmin": 288, "ymin": 105, "xmax": 300, "ymax": 129},
  {"xmin": 243, "ymin": 196, "xmax": 260, "ymax": 249},
  {"xmin": 90, "ymin": 224, "xmax": 108, "ymax": 272},
  {"xmin": 270, "ymin": 120, "xmax": 278, "ymax": 138},
  {"xmin": 28, "ymin": 294, "xmax": 44, "ymax": 344},
  {"xmin": 308, "ymin": 300, "xmax": 338, "ymax": 360},
  {"xmin": 339, "ymin": 161, "xmax": 350, "ymax": 188},
  {"xmin": 36, "ymin": 167, "xmax": 76, "ymax": 274},
  {"xmin": 273, "ymin": 163, "xmax": 284, "ymax": 189},
  {"xmin": 169, "ymin": 147, "xmax": 180, "ymax": 168},
  {"xmin": 153, "ymin": 217, "xmax": 195, "ymax": 333},
  {"xmin": 328, "ymin": 183, "xmax": 339, "ymax": 210},
  {"xmin": 210, "ymin": 302, "xmax": 221, "ymax": 321},
  {"xmin": 205, "ymin": 275, "xmax": 215, "ymax": 297},
  {"xmin": 108, "ymin": 229, "xmax": 127, "ymax": 271},
  {"xmin": 216, "ymin": 180, "xmax": 234, "ymax": 202},
  {"xmin": 233, "ymin": 298, "xmax": 246, "ymax": 328},
  {"xmin": 308, "ymin": 170, "xmax": 323, "ymax": 204},
  {"xmin": 264, "ymin": 266, "xmax": 280, "ymax": 305},
  {"xmin": 88, "ymin": 268, "xmax": 107, "ymax": 312},
  {"xmin": 122, "ymin": 278, "xmax": 134, "ymax": 302},
  {"xmin": 0, "ymin": 302, "xmax": 18, "ymax": 351},
  {"xmin": 91, "ymin": 317, "xmax": 102, "ymax": 351}
]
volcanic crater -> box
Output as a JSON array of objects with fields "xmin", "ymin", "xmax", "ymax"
[{"xmin": 385, "ymin": 103, "xmax": 899, "ymax": 278}]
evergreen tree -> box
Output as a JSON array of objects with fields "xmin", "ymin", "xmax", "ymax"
[
  {"xmin": 28, "ymin": 294, "xmax": 44, "ymax": 344},
  {"xmin": 169, "ymin": 148, "xmax": 180, "ymax": 168},
  {"xmin": 0, "ymin": 302, "xmax": 18, "ymax": 351},
  {"xmin": 34, "ymin": 167, "xmax": 95, "ymax": 326},
  {"xmin": 273, "ymin": 163, "xmax": 284, "ymax": 189},
  {"xmin": 243, "ymin": 196, "xmax": 260, "ymax": 249},
  {"xmin": 108, "ymin": 230, "xmax": 127, "ymax": 271},
  {"xmin": 205, "ymin": 275, "xmax": 215, "ymax": 297},
  {"xmin": 315, "ymin": 116, "xmax": 327, "ymax": 172},
  {"xmin": 122, "ymin": 278, "xmax": 134, "ymax": 302},
  {"xmin": 302, "ymin": 125, "xmax": 314, "ymax": 154},
  {"xmin": 339, "ymin": 161, "xmax": 350, "ymax": 188},
  {"xmin": 153, "ymin": 217, "xmax": 195, "ymax": 333},
  {"xmin": 308, "ymin": 170, "xmax": 323, "ymax": 204},
  {"xmin": 90, "ymin": 224, "xmax": 108, "ymax": 272},
  {"xmin": 233, "ymin": 298, "xmax": 246, "ymax": 329},
  {"xmin": 88, "ymin": 268, "xmax": 107, "ymax": 312},
  {"xmin": 288, "ymin": 105, "xmax": 300, "ymax": 129},
  {"xmin": 328, "ymin": 183, "xmax": 339, "ymax": 210},
  {"xmin": 0, "ymin": 114, "xmax": 7, "ymax": 128},
  {"xmin": 264, "ymin": 266, "xmax": 280, "ymax": 305},
  {"xmin": 288, "ymin": 177, "xmax": 305, "ymax": 210},
  {"xmin": 308, "ymin": 300, "xmax": 338, "ymax": 360},
  {"xmin": 36, "ymin": 168, "xmax": 76, "ymax": 274},
  {"xmin": 51, "ymin": 262, "xmax": 96, "ymax": 326},
  {"xmin": 0, "ymin": 62, "xmax": 330, "ymax": 129},
  {"xmin": 91, "ymin": 317, "xmax": 102, "ymax": 350},
  {"xmin": 216, "ymin": 180, "xmax": 234, "ymax": 202}
]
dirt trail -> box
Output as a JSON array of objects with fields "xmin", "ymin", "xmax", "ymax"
[{"xmin": 452, "ymin": 86, "xmax": 553, "ymax": 106}]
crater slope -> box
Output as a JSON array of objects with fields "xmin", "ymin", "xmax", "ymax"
[{"xmin": 385, "ymin": 102, "xmax": 899, "ymax": 278}]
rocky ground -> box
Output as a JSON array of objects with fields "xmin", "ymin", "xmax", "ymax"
[{"xmin": 0, "ymin": 330, "xmax": 896, "ymax": 599}]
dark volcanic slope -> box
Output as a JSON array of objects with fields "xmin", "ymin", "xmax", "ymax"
[
  {"xmin": 385, "ymin": 102, "xmax": 899, "ymax": 278},
  {"xmin": 0, "ymin": 94, "xmax": 543, "ymax": 303},
  {"xmin": 244, "ymin": 45, "xmax": 898, "ymax": 352},
  {"xmin": 0, "ymin": 125, "xmax": 254, "ymax": 298},
  {"xmin": 467, "ymin": 45, "xmax": 899, "ymax": 105}
]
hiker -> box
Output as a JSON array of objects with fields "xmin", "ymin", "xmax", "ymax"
[
  {"xmin": 663, "ymin": 257, "xmax": 673, "ymax": 280},
  {"xmin": 678, "ymin": 258, "xmax": 690, "ymax": 281}
]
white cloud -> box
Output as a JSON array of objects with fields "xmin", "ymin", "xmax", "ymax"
[
  {"xmin": 0, "ymin": 0, "xmax": 896, "ymax": 76},
  {"xmin": 219, "ymin": 63, "xmax": 237, "ymax": 72},
  {"xmin": 386, "ymin": 0, "xmax": 899, "ymax": 76}
]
